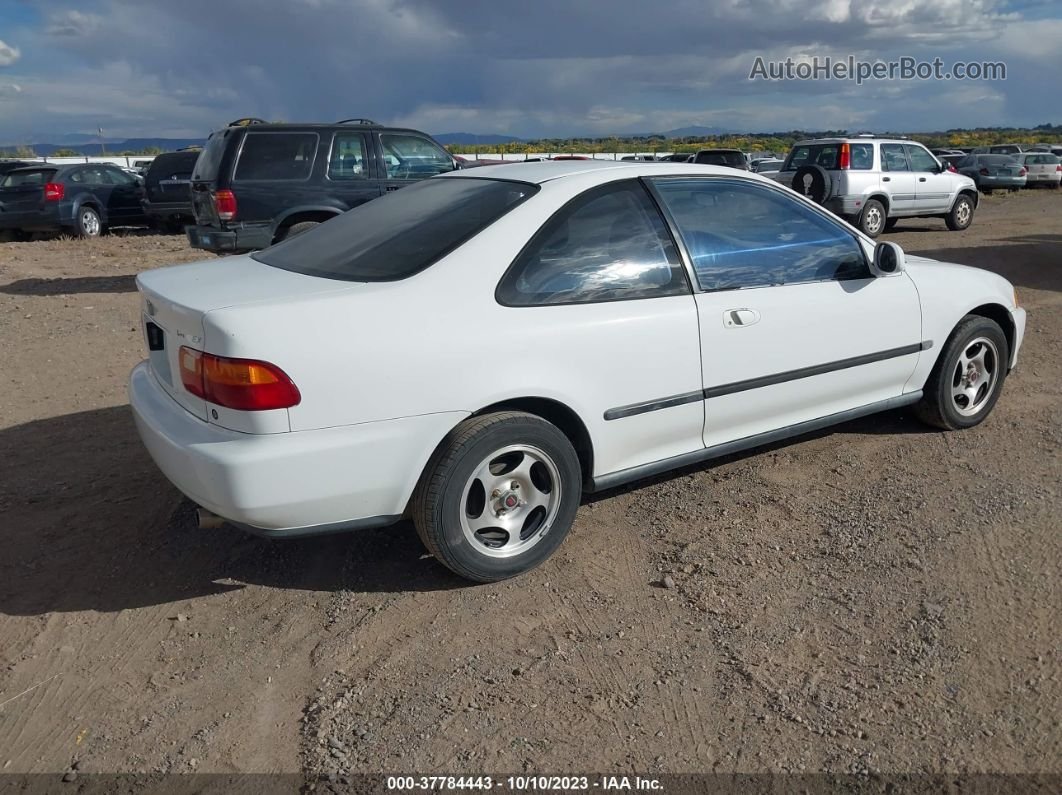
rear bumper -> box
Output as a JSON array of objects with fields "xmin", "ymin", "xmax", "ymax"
[
  {"xmin": 187, "ymin": 223, "xmax": 273, "ymax": 253},
  {"xmin": 129, "ymin": 361, "xmax": 466, "ymax": 537},
  {"xmin": 144, "ymin": 201, "xmax": 195, "ymax": 219},
  {"xmin": 0, "ymin": 206, "xmax": 65, "ymax": 230}
]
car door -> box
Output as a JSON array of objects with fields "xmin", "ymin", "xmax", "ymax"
[
  {"xmin": 648, "ymin": 176, "xmax": 923, "ymax": 449},
  {"xmin": 905, "ymin": 144, "xmax": 951, "ymax": 212},
  {"xmin": 325, "ymin": 131, "xmax": 383, "ymax": 209},
  {"xmin": 375, "ymin": 132, "xmax": 456, "ymax": 194},
  {"xmin": 495, "ymin": 179, "xmax": 705, "ymax": 475},
  {"xmin": 879, "ymin": 143, "xmax": 918, "ymax": 214},
  {"xmin": 102, "ymin": 167, "xmax": 146, "ymax": 222},
  {"xmin": 77, "ymin": 167, "xmax": 117, "ymax": 220}
]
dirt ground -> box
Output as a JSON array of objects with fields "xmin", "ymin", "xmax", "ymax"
[{"xmin": 0, "ymin": 191, "xmax": 1058, "ymax": 786}]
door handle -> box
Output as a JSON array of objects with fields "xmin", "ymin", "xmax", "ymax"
[
  {"xmin": 723, "ymin": 308, "xmax": 760, "ymax": 328},
  {"xmin": 882, "ymin": 177, "xmax": 891, "ymax": 182},
  {"xmin": 386, "ymin": 185, "xmax": 400, "ymax": 191},
  {"xmin": 918, "ymin": 177, "xmax": 927, "ymax": 182}
]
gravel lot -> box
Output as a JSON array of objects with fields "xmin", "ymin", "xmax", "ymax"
[{"xmin": 0, "ymin": 192, "xmax": 1058, "ymax": 785}]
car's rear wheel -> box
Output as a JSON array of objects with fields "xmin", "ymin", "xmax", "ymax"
[
  {"xmin": 76, "ymin": 207, "xmax": 102, "ymax": 238},
  {"xmin": 857, "ymin": 199, "xmax": 886, "ymax": 237},
  {"xmin": 412, "ymin": 411, "xmax": 582, "ymax": 583},
  {"xmin": 281, "ymin": 221, "xmax": 320, "ymax": 241},
  {"xmin": 915, "ymin": 315, "xmax": 1008, "ymax": 431},
  {"xmin": 945, "ymin": 194, "xmax": 975, "ymax": 231}
]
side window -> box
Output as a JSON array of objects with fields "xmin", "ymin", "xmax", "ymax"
[
  {"xmin": 881, "ymin": 144, "xmax": 910, "ymax": 172},
  {"xmin": 234, "ymin": 132, "xmax": 319, "ymax": 181},
  {"xmin": 651, "ymin": 178, "xmax": 869, "ymax": 291},
  {"xmin": 906, "ymin": 145, "xmax": 939, "ymax": 172},
  {"xmin": 497, "ymin": 180, "xmax": 688, "ymax": 306},
  {"xmin": 379, "ymin": 134, "xmax": 454, "ymax": 179},
  {"xmin": 849, "ymin": 143, "xmax": 873, "ymax": 170},
  {"xmin": 784, "ymin": 146, "xmax": 811, "ymax": 171},
  {"xmin": 80, "ymin": 167, "xmax": 108, "ymax": 185},
  {"xmin": 104, "ymin": 168, "xmax": 136, "ymax": 185},
  {"xmin": 328, "ymin": 133, "xmax": 369, "ymax": 180}
]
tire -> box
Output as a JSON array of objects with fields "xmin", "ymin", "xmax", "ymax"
[
  {"xmin": 76, "ymin": 206, "xmax": 102, "ymax": 238},
  {"xmin": 9, "ymin": 229, "xmax": 31, "ymax": 242},
  {"xmin": 857, "ymin": 199, "xmax": 886, "ymax": 237},
  {"xmin": 412, "ymin": 411, "xmax": 582, "ymax": 583},
  {"xmin": 884, "ymin": 217, "xmax": 899, "ymax": 232},
  {"xmin": 281, "ymin": 221, "xmax": 320, "ymax": 241},
  {"xmin": 945, "ymin": 194, "xmax": 975, "ymax": 231},
  {"xmin": 915, "ymin": 315, "xmax": 1009, "ymax": 431},
  {"xmin": 790, "ymin": 165, "xmax": 831, "ymax": 204}
]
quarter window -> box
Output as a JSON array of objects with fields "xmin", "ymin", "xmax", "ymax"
[
  {"xmin": 234, "ymin": 132, "xmax": 319, "ymax": 181},
  {"xmin": 651, "ymin": 178, "xmax": 869, "ymax": 290},
  {"xmin": 380, "ymin": 134, "xmax": 455, "ymax": 180},
  {"xmin": 328, "ymin": 133, "xmax": 369, "ymax": 180},
  {"xmin": 880, "ymin": 144, "xmax": 910, "ymax": 172},
  {"xmin": 497, "ymin": 180, "xmax": 688, "ymax": 306}
]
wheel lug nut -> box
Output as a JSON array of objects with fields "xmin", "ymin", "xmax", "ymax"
[{"xmin": 491, "ymin": 489, "xmax": 500, "ymax": 498}]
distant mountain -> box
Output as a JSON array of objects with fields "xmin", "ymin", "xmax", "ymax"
[
  {"xmin": 2, "ymin": 138, "xmax": 206, "ymax": 155},
  {"xmin": 433, "ymin": 132, "xmax": 524, "ymax": 145},
  {"xmin": 661, "ymin": 125, "xmax": 733, "ymax": 137}
]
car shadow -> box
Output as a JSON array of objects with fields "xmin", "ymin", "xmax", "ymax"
[
  {"xmin": 0, "ymin": 275, "xmax": 138, "ymax": 295},
  {"xmin": 0, "ymin": 406, "xmax": 466, "ymax": 617},
  {"xmin": 906, "ymin": 238, "xmax": 1061, "ymax": 293}
]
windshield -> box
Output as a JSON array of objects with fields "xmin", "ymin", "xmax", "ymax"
[
  {"xmin": 191, "ymin": 130, "xmax": 229, "ymax": 181},
  {"xmin": 694, "ymin": 151, "xmax": 746, "ymax": 169},
  {"xmin": 1, "ymin": 169, "xmax": 56, "ymax": 187},
  {"xmin": 254, "ymin": 177, "xmax": 538, "ymax": 282}
]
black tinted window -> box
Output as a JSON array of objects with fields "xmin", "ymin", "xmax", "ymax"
[
  {"xmin": 651, "ymin": 178, "xmax": 868, "ymax": 290},
  {"xmin": 146, "ymin": 152, "xmax": 199, "ymax": 181},
  {"xmin": 1, "ymin": 169, "xmax": 55, "ymax": 187},
  {"xmin": 497, "ymin": 180, "xmax": 687, "ymax": 306},
  {"xmin": 192, "ymin": 131, "xmax": 229, "ymax": 181},
  {"xmin": 234, "ymin": 132, "xmax": 319, "ymax": 181},
  {"xmin": 784, "ymin": 144, "xmax": 841, "ymax": 171},
  {"xmin": 694, "ymin": 151, "xmax": 746, "ymax": 169},
  {"xmin": 254, "ymin": 178, "xmax": 536, "ymax": 281}
]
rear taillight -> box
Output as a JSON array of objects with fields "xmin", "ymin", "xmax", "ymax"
[
  {"xmin": 839, "ymin": 142, "xmax": 850, "ymax": 170},
  {"xmin": 179, "ymin": 346, "xmax": 300, "ymax": 411},
  {"xmin": 979, "ymin": 168, "xmax": 990, "ymax": 176},
  {"xmin": 214, "ymin": 189, "xmax": 237, "ymax": 221},
  {"xmin": 1056, "ymin": 165, "xmax": 1062, "ymax": 173},
  {"xmin": 946, "ymin": 164, "xmax": 957, "ymax": 173},
  {"xmin": 44, "ymin": 182, "xmax": 64, "ymax": 202},
  {"xmin": 1019, "ymin": 167, "xmax": 1027, "ymax": 176}
]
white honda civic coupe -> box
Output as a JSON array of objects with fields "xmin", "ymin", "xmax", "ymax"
[{"xmin": 130, "ymin": 161, "xmax": 1026, "ymax": 582}]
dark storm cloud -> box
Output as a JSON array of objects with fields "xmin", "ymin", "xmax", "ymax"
[{"xmin": 0, "ymin": 0, "xmax": 1057, "ymax": 141}]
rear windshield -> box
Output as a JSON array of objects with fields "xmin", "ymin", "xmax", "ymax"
[
  {"xmin": 784, "ymin": 143, "xmax": 874, "ymax": 171},
  {"xmin": 694, "ymin": 151, "xmax": 746, "ymax": 168},
  {"xmin": 980, "ymin": 155, "xmax": 1018, "ymax": 165},
  {"xmin": 146, "ymin": 152, "xmax": 200, "ymax": 181},
  {"xmin": 192, "ymin": 131, "xmax": 229, "ymax": 181},
  {"xmin": 253, "ymin": 177, "xmax": 538, "ymax": 282},
  {"xmin": 1, "ymin": 169, "xmax": 56, "ymax": 187}
]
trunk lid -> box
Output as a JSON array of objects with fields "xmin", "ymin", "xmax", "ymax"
[{"xmin": 136, "ymin": 255, "xmax": 361, "ymax": 421}]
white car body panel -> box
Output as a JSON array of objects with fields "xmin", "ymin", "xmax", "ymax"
[{"xmin": 128, "ymin": 162, "xmax": 1026, "ymax": 536}]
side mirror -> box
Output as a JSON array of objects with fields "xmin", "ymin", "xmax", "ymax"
[{"xmin": 871, "ymin": 241, "xmax": 905, "ymax": 276}]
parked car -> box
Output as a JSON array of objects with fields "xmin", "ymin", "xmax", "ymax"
[
  {"xmin": 551, "ymin": 155, "xmax": 592, "ymax": 161},
  {"xmin": 141, "ymin": 151, "xmax": 200, "ymax": 232},
  {"xmin": 938, "ymin": 154, "xmax": 965, "ymax": 171},
  {"xmin": 751, "ymin": 158, "xmax": 784, "ymax": 174},
  {"xmin": 0, "ymin": 163, "xmax": 148, "ymax": 239},
  {"xmin": 771, "ymin": 136, "xmax": 979, "ymax": 237},
  {"xmin": 129, "ymin": 161, "xmax": 1025, "ymax": 582},
  {"xmin": 955, "ymin": 154, "xmax": 1027, "ymax": 193},
  {"xmin": 972, "ymin": 144, "xmax": 1024, "ymax": 155},
  {"xmin": 185, "ymin": 118, "xmax": 458, "ymax": 254},
  {"xmin": 692, "ymin": 149, "xmax": 748, "ymax": 170},
  {"xmin": 657, "ymin": 153, "xmax": 694, "ymax": 163},
  {"xmin": 620, "ymin": 155, "xmax": 659, "ymax": 162},
  {"xmin": 0, "ymin": 160, "xmax": 32, "ymax": 176},
  {"xmin": 1017, "ymin": 153, "xmax": 1061, "ymax": 188}
]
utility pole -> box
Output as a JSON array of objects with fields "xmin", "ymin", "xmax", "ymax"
[{"xmin": 98, "ymin": 127, "xmax": 106, "ymax": 156}]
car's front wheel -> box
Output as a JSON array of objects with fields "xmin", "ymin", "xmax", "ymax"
[
  {"xmin": 915, "ymin": 315, "xmax": 1009, "ymax": 431},
  {"xmin": 412, "ymin": 411, "xmax": 582, "ymax": 582},
  {"xmin": 945, "ymin": 194, "xmax": 975, "ymax": 231},
  {"xmin": 858, "ymin": 199, "xmax": 886, "ymax": 237}
]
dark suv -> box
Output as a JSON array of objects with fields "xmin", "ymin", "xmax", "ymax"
[
  {"xmin": 141, "ymin": 150, "xmax": 200, "ymax": 232},
  {"xmin": 186, "ymin": 118, "xmax": 459, "ymax": 253}
]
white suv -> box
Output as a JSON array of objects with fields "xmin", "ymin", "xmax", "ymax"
[{"xmin": 771, "ymin": 136, "xmax": 979, "ymax": 237}]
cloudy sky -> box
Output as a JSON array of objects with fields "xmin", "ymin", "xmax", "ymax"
[{"xmin": 0, "ymin": 0, "xmax": 1060, "ymax": 143}]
